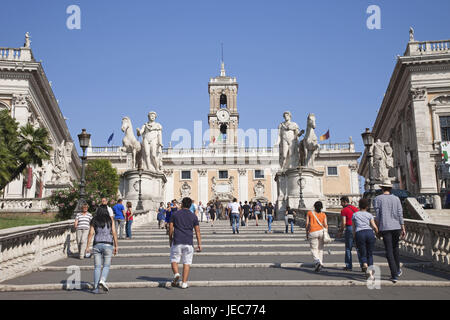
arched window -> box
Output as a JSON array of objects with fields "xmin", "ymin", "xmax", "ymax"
[
  {"xmin": 0, "ymin": 102, "xmax": 9, "ymax": 111},
  {"xmin": 220, "ymin": 123, "xmax": 228, "ymax": 142},
  {"xmin": 220, "ymin": 94, "xmax": 227, "ymax": 109}
]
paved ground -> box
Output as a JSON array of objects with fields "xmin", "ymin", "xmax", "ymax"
[{"xmin": 0, "ymin": 220, "xmax": 449, "ymax": 300}]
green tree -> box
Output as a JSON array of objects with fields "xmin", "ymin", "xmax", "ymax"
[
  {"xmin": 85, "ymin": 159, "xmax": 119, "ymax": 199},
  {"xmin": 0, "ymin": 110, "xmax": 19, "ymax": 187},
  {"xmin": 0, "ymin": 110, "xmax": 52, "ymax": 191},
  {"xmin": 49, "ymin": 160, "xmax": 120, "ymax": 220}
]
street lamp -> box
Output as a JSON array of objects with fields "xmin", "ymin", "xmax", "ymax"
[
  {"xmin": 136, "ymin": 166, "xmax": 144, "ymax": 211},
  {"xmin": 298, "ymin": 170, "xmax": 306, "ymax": 209},
  {"xmin": 73, "ymin": 129, "xmax": 91, "ymax": 217},
  {"xmin": 362, "ymin": 128, "xmax": 375, "ymax": 210}
]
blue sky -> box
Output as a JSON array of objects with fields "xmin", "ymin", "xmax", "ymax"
[{"xmin": 1, "ymin": 0, "xmax": 450, "ymax": 154}]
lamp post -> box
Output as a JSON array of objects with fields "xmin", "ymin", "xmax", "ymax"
[
  {"xmin": 73, "ymin": 129, "xmax": 91, "ymax": 217},
  {"xmin": 298, "ymin": 170, "xmax": 306, "ymax": 209},
  {"xmin": 136, "ymin": 166, "xmax": 144, "ymax": 211},
  {"xmin": 362, "ymin": 128, "xmax": 375, "ymax": 210}
]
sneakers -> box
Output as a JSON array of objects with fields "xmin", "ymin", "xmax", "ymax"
[
  {"xmin": 172, "ymin": 273, "xmax": 181, "ymax": 287},
  {"xmin": 367, "ymin": 271, "xmax": 375, "ymax": 281},
  {"xmin": 390, "ymin": 276, "xmax": 398, "ymax": 284},
  {"xmin": 343, "ymin": 267, "xmax": 352, "ymax": 272},
  {"xmin": 181, "ymin": 282, "xmax": 189, "ymax": 289},
  {"xmin": 314, "ymin": 263, "xmax": 322, "ymax": 272},
  {"xmin": 98, "ymin": 280, "xmax": 109, "ymax": 292},
  {"xmin": 397, "ymin": 269, "xmax": 403, "ymax": 277}
]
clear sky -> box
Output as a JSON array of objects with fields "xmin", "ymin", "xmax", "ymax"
[{"xmin": 1, "ymin": 0, "xmax": 450, "ymax": 155}]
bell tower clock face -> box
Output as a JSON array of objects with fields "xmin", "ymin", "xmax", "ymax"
[{"xmin": 216, "ymin": 109, "xmax": 230, "ymax": 122}]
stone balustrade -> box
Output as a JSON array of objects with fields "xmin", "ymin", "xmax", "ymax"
[
  {"xmin": 0, "ymin": 209, "xmax": 157, "ymax": 283},
  {"xmin": 325, "ymin": 194, "xmax": 362, "ymax": 209},
  {"xmin": 0, "ymin": 198, "xmax": 56, "ymax": 213},
  {"xmin": 319, "ymin": 143, "xmax": 355, "ymax": 152},
  {"xmin": 0, "ymin": 47, "xmax": 33, "ymax": 62},
  {"xmin": 295, "ymin": 209, "xmax": 450, "ymax": 271},
  {"xmin": 406, "ymin": 40, "xmax": 450, "ymax": 56}
]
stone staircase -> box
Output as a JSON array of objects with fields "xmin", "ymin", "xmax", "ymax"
[{"xmin": 0, "ymin": 220, "xmax": 449, "ymax": 299}]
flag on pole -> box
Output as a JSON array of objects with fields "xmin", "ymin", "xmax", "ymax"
[
  {"xmin": 107, "ymin": 133, "xmax": 114, "ymax": 145},
  {"xmin": 320, "ymin": 130, "xmax": 330, "ymax": 141}
]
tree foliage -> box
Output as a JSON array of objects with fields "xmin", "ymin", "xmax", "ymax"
[
  {"xmin": 85, "ymin": 159, "xmax": 120, "ymax": 198},
  {"xmin": 0, "ymin": 110, "xmax": 52, "ymax": 191},
  {"xmin": 49, "ymin": 159, "xmax": 120, "ymax": 220}
]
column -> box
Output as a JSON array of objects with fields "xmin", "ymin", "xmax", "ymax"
[
  {"xmin": 349, "ymin": 164, "xmax": 359, "ymax": 194},
  {"xmin": 410, "ymin": 88, "xmax": 438, "ymax": 193},
  {"xmin": 163, "ymin": 169, "xmax": 174, "ymax": 203},
  {"xmin": 197, "ymin": 169, "xmax": 208, "ymax": 204},
  {"xmin": 238, "ymin": 168, "xmax": 248, "ymax": 202}
]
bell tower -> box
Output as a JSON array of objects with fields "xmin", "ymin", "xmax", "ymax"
[{"xmin": 208, "ymin": 61, "xmax": 239, "ymax": 146}]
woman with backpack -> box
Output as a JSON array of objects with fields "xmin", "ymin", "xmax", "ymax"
[
  {"xmin": 85, "ymin": 203, "xmax": 119, "ymax": 294},
  {"xmin": 285, "ymin": 206, "xmax": 296, "ymax": 234},
  {"xmin": 306, "ymin": 201, "xmax": 328, "ymax": 272}
]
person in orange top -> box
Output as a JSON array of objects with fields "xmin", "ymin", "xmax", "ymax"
[{"xmin": 306, "ymin": 201, "xmax": 328, "ymax": 272}]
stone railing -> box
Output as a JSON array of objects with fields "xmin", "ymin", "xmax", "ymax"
[
  {"xmin": 319, "ymin": 143, "xmax": 355, "ymax": 153},
  {"xmin": 295, "ymin": 210, "xmax": 450, "ymax": 271},
  {"xmin": 0, "ymin": 198, "xmax": 57, "ymax": 213},
  {"xmin": 88, "ymin": 146, "xmax": 122, "ymax": 154},
  {"xmin": 325, "ymin": 194, "xmax": 362, "ymax": 209},
  {"xmin": 0, "ymin": 221, "xmax": 77, "ymax": 283},
  {"xmin": 0, "ymin": 209, "xmax": 157, "ymax": 283},
  {"xmin": 0, "ymin": 47, "xmax": 33, "ymax": 62},
  {"xmin": 406, "ymin": 40, "xmax": 450, "ymax": 56}
]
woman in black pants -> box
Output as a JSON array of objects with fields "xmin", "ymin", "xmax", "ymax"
[{"xmin": 352, "ymin": 198, "xmax": 379, "ymax": 280}]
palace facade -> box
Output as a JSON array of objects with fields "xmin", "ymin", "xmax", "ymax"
[
  {"xmin": 359, "ymin": 32, "xmax": 450, "ymax": 200},
  {"xmin": 0, "ymin": 36, "xmax": 80, "ymax": 210},
  {"xmin": 88, "ymin": 62, "xmax": 361, "ymax": 208}
]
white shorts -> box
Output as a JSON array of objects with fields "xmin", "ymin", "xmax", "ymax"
[{"xmin": 170, "ymin": 244, "xmax": 194, "ymax": 265}]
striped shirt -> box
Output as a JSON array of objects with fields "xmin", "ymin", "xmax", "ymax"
[{"xmin": 75, "ymin": 212, "xmax": 93, "ymax": 230}]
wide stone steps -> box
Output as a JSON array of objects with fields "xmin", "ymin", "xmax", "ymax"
[{"xmin": 0, "ymin": 221, "xmax": 449, "ymax": 295}]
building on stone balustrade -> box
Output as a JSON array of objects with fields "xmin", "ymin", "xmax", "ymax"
[
  {"xmin": 0, "ymin": 35, "xmax": 80, "ymax": 201},
  {"xmin": 88, "ymin": 61, "xmax": 361, "ymax": 208},
  {"xmin": 359, "ymin": 31, "xmax": 450, "ymax": 198}
]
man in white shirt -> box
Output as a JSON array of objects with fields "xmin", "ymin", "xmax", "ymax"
[
  {"xmin": 198, "ymin": 201, "xmax": 205, "ymax": 222},
  {"xmin": 227, "ymin": 198, "xmax": 242, "ymax": 234}
]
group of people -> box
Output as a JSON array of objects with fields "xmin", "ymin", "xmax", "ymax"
[
  {"xmin": 305, "ymin": 182, "xmax": 405, "ymax": 283},
  {"xmin": 156, "ymin": 198, "xmax": 281, "ymax": 232},
  {"xmin": 73, "ymin": 180, "xmax": 406, "ymax": 293}
]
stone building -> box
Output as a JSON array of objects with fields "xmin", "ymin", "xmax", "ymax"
[
  {"xmin": 359, "ymin": 31, "xmax": 450, "ymax": 196},
  {"xmin": 88, "ymin": 62, "xmax": 361, "ymax": 208},
  {"xmin": 0, "ymin": 35, "xmax": 80, "ymax": 207}
]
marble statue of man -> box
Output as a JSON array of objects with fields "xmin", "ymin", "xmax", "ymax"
[
  {"xmin": 277, "ymin": 111, "xmax": 305, "ymax": 170},
  {"xmin": 137, "ymin": 111, "xmax": 163, "ymax": 172},
  {"xmin": 51, "ymin": 141, "xmax": 73, "ymax": 183},
  {"xmin": 372, "ymin": 139, "xmax": 394, "ymax": 182}
]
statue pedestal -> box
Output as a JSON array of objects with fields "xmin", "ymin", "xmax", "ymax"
[
  {"xmin": 44, "ymin": 182, "xmax": 72, "ymax": 197},
  {"xmin": 275, "ymin": 167, "xmax": 326, "ymax": 218},
  {"xmin": 121, "ymin": 170, "xmax": 167, "ymax": 212}
]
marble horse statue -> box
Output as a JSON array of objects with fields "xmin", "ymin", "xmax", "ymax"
[
  {"xmin": 299, "ymin": 114, "xmax": 319, "ymax": 168},
  {"xmin": 121, "ymin": 117, "xmax": 141, "ymax": 169}
]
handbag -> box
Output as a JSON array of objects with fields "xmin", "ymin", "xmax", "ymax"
[{"xmin": 312, "ymin": 211, "xmax": 333, "ymax": 244}]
